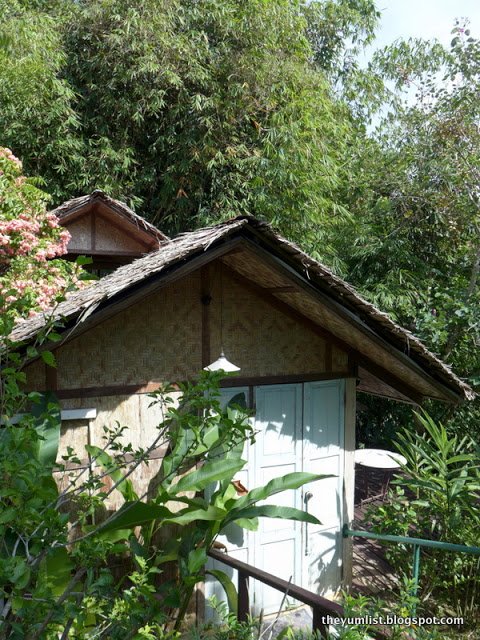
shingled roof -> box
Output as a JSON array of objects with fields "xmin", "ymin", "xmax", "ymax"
[{"xmin": 11, "ymin": 216, "xmax": 474, "ymax": 403}]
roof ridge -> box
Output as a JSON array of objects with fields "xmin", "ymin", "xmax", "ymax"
[{"xmin": 49, "ymin": 191, "xmax": 169, "ymax": 242}]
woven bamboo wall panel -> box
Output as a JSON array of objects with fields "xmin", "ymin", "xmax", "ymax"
[
  {"xmin": 221, "ymin": 251, "xmax": 290, "ymax": 290},
  {"xmin": 332, "ymin": 345, "xmax": 348, "ymax": 370},
  {"xmin": 277, "ymin": 290, "xmax": 435, "ymax": 397},
  {"xmin": 223, "ymin": 249, "xmax": 439, "ymax": 397},
  {"xmin": 65, "ymin": 215, "xmax": 92, "ymax": 251},
  {"xmin": 58, "ymin": 419, "xmax": 89, "ymax": 463},
  {"xmin": 104, "ymin": 458, "xmax": 164, "ymax": 511},
  {"xmin": 95, "ymin": 215, "xmax": 145, "ymax": 253},
  {"xmin": 23, "ymin": 360, "xmax": 45, "ymax": 391},
  {"xmin": 86, "ymin": 392, "xmax": 176, "ymax": 452},
  {"xmin": 54, "ymin": 392, "xmax": 181, "ymax": 511},
  {"xmin": 53, "ymin": 458, "xmax": 165, "ymax": 513},
  {"xmin": 55, "ymin": 273, "xmax": 202, "ymax": 388},
  {"xmin": 209, "ymin": 267, "xmax": 335, "ymax": 377},
  {"xmin": 58, "ymin": 392, "xmax": 179, "ymax": 455}
]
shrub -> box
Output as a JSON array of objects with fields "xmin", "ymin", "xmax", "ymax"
[{"xmin": 368, "ymin": 411, "xmax": 480, "ymax": 625}]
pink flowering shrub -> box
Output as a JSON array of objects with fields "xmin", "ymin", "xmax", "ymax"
[{"xmin": 0, "ymin": 147, "xmax": 83, "ymax": 317}]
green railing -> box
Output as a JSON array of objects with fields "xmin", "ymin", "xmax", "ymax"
[{"xmin": 342, "ymin": 524, "xmax": 480, "ymax": 613}]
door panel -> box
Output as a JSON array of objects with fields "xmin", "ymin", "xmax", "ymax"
[
  {"xmin": 303, "ymin": 380, "xmax": 344, "ymax": 595},
  {"xmin": 305, "ymin": 526, "xmax": 341, "ymax": 595},
  {"xmin": 253, "ymin": 385, "xmax": 303, "ymax": 613}
]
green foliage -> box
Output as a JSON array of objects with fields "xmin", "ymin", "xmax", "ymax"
[
  {"xmin": 303, "ymin": 0, "xmax": 379, "ymax": 76},
  {"xmin": 336, "ymin": 24, "xmax": 480, "ymax": 387},
  {"xmin": 327, "ymin": 23, "xmax": 480, "ymax": 445},
  {"xmin": 368, "ymin": 411, "xmax": 480, "ymax": 624},
  {"xmin": 63, "ymin": 0, "xmax": 353, "ymax": 247},
  {"xmin": 0, "ymin": 1, "xmax": 81, "ymax": 202},
  {"xmin": 191, "ymin": 584, "xmax": 445, "ymax": 640},
  {"xmin": 0, "ymin": 363, "xmax": 328, "ymax": 637},
  {"xmin": 330, "ymin": 582, "xmax": 445, "ymax": 640},
  {"xmin": 189, "ymin": 596, "xmax": 261, "ymax": 640},
  {"xmin": 0, "ymin": 0, "xmax": 361, "ymax": 256}
]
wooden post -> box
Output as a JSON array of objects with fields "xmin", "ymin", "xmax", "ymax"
[
  {"xmin": 342, "ymin": 377, "xmax": 356, "ymax": 590},
  {"xmin": 45, "ymin": 362, "xmax": 58, "ymax": 391},
  {"xmin": 238, "ymin": 571, "xmax": 249, "ymax": 623},
  {"xmin": 312, "ymin": 607, "xmax": 328, "ymax": 639},
  {"xmin": 201, "ymin": 266, "xmax": 211, "ymax": 369}
]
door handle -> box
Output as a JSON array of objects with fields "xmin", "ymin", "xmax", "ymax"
[{"xmin": 304, "ymin": 491, "xmax": 313, "ymax": 556}]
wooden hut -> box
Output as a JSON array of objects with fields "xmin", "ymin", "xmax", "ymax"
[
  {"xmin": 12, "ymin": 213, "xmax": 472, "ymax": 615},
  {"xmin": 53, "ymin": 190, "xmax": 168, "ymax": 274}
]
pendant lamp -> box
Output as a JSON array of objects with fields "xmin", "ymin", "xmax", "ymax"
[
  {"xmin": 204, "ymin": 264, "xmax": 240, "ymax": 372},
  {"xmin": 204, "ymin": 349, "xmax": 240, "ymax": 372}
]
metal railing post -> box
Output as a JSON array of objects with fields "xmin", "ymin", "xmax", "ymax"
[{"xmin": 411, "ymin": 544, "xmax": 421, "ymax": 615}]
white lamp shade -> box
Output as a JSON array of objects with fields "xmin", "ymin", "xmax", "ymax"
[{"xmin": 204, "ymin": 350, "xmax": 240, "ymax": 372}]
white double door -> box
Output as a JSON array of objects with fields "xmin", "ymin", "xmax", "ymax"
[{"xmin": 207, "ymin": 380, "xmax": 345, "ymax": 616}]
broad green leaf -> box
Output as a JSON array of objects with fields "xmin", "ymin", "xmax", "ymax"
[
  {"xmin": 100, "ymin": 502, "xmax": 226, "ymax": 531},
  {"xmin": 187, "ymin": 547, "xmax": 207, "ymax": 574},
  {"xmin": 40, "ymin": 350, "xmax": 57, "ymax": 368},
  {"xmin": 206, "ymin": 569, "xmax": 238, "ymax": 614},
  {"xmin": 41, "ymin": 547, "xmax": 74, "ymax": 596},
  {"xmin": 154, "ymin": 553, "xmax": 179, "ymax": 565},
  {"xmin": 198, "ymin": 424, "xmax": 221, "ymax": 451},
  {"xmin": 232, "ymin": 517, "xmax": 259, "ymax": 531},
  {"xmin": 228, "ymin": 472, "xmax": 331, "ymax": 511},
  {"xmin": 99, "ymin": 502, "xmax": 174, "ymax": 532},
  {"xmin": 96, "ymin": 528, "xmax": 132, "ymax": 544},
  {"xmin": 0, "ymin": 507, "xmax": 16, "ymax": 525},
  {"xmin": 225, "ymin": 505, "xmax": 320, "ymax": 527},
  {"xmin": 11, "ymin": 558, "xmax": 31, "ymax": 590},
  {"xmin": 130, "ymin": 536, "xmax": 148, "ymax": 558},
  {"xmin": 31, "ymin": 392, "xmax": 61, "ymax": 467},
  {"xmin": 165, "ymin": 505, "xmax": 227, "ymax": 526},
  {"xmin": 170, "ymin": 458, "xmax": 245, "ymax": 495}
]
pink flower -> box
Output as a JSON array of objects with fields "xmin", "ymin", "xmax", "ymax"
[
  {"xmin": 60, "ymin": 229, "xmax": 71, "ymax": 242},
  {"xmin": 46, "ymin": 213, "xmax": 59, "ymax": 228},
  {"xmin": 35, "ymin": 249, "xmax": 47, "ymax": 262}
]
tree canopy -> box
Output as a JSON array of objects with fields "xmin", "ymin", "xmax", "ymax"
[
  {"xmin": 1, "ymin": 0, "xmax": 479, "ymax": 427},
  {"xmin": 0, "ymin": 0, "xmax": 377, "ymax": 252}
]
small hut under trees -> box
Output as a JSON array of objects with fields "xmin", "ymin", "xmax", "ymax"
[
  {"xmin": 13, "ymin": 204, "xmax": 472, "ymax": 615},
  {"xmin": 53, "ymin": 190, "xmax": 168, "ymax": 275}
]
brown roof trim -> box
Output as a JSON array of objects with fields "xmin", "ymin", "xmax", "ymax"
[
  {"xmin": 10, "ymin": 216, "xmax": 474, "ymax": 402},
  {"xmin": 50, "ymin": 190, "xmax": 169, "ymax": 244}
]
